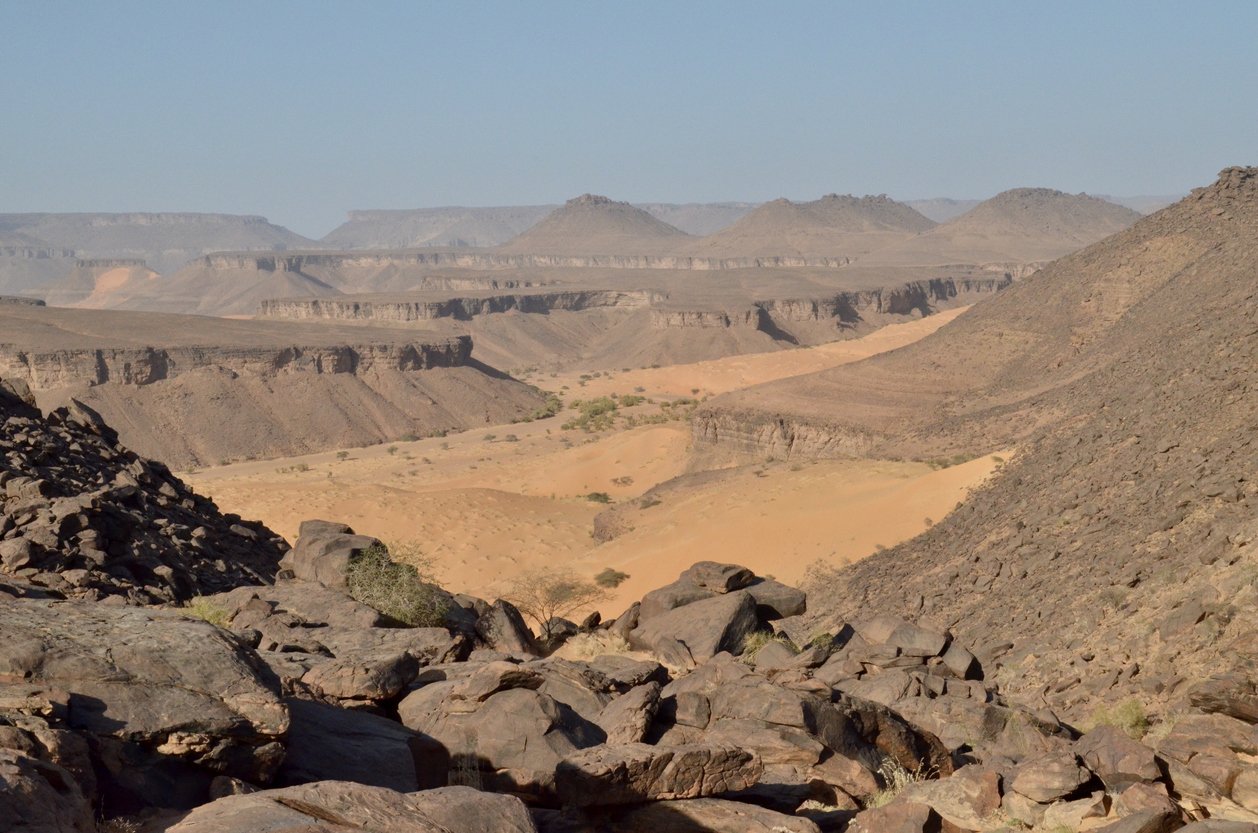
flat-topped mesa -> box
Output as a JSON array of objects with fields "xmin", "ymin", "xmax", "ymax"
[
  {"xmin": 258, "ymin": 290, "xmax": 665, "ymax": 322},
  {"xmin": 0, "ymin": 336, "xmax": 473, "ymax": 391},
  {"xmin": 0, "ymin": 245, "xmax": 76, "ymax": 259}
]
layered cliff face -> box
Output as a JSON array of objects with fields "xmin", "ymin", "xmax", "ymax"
[
  {"xmin": 259, "ymin": 290, "xmax": 662, "ymax": 321},
  {"xmin": 0, "ymin": 302, "xmax": 545, "ymax": 468},
  {"xmin": 0, "ymin": 337, "xmax": 472, "ymax": 391}
]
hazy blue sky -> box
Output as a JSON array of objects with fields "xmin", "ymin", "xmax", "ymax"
[{"xmin": 2, "ymin": 2, "xmax": 1255, "ymax": 237}]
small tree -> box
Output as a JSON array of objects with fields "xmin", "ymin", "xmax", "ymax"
[{"xmin": 505, "ymin": 568, "xmax": 607, "ymax": 641}]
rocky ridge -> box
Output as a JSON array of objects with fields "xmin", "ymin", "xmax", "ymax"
[
  {"xmin": 768, "ymin": 168, "xmax": 1258, "ymax": 726},
  {"xmin": 0, "ymin": 377, "xmax": 286, "ymax": 603}
]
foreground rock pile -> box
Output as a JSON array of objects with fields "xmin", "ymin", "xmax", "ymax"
[
  {"xmin": 4, "ymin": 510, "xmax": 1254, "ymax": 831},
  {"xmin": 0, "ymin": 377, "xmax": 286, "ymax": 603}
]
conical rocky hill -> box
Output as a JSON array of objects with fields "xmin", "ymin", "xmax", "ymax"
[
  {"xmin": 697, "ymin": 193, "xmax": 934, "ymax": 257},
  {"xmin": 861, "ymin": 186, "xmax": 1142, "ymax": 265},
  {"xmin": 785, "ymin": 167, "xmax": 1258, "ymax": 718},
  {"xmin": 496, "ymin": 194, "xmax": 690, "ymax": 255},
  {"xmin": 0, "ymin": 377, "xmax": 287, "ymax": 603}
]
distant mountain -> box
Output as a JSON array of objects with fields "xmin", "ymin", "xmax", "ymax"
[
  {"xmin": 634, "ymin": 202, "xmax": 757, "ymax": 235},
  {"xmin": 0, "ymin": 212, "xmax": 317, "ymax": 275},
  {"xmin": 861, "ymin": 188, "xmax": 1142, "ymax": 265},
  {"xmin": 906, "ymin": 197, "xmax": 984, "ymax": 223},
  {"xmin": 496, "ymin": 194, "xmax": 690, "ymax": 256},
  {"xmin": 1096, "ymin": 193, "xmax": 1183, "ymax": 215},
  {"xmin": 321, "ymin": 205, "xmax": 556, "ymax": 249},
  {"xmin": 696, "ymin": 194, "xmax": 934, "ymax": 258}
]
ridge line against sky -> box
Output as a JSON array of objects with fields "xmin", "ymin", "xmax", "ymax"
[{"xmin": 2, "ymin": 1, "xmax": 1256, "ymax": 237}]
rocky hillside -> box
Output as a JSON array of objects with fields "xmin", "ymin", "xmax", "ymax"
[
  {"xmin": 757, "ymin": 168, "xmax": 1258, "ymax": 725},
  {"xmin": 497, "ymin": 194, "xmax": 691, "ymax": 256},
  {"xmin": 0, "ymin": 377, "xmax": 286, "ymax": 603},
  {"xmin": 862, "ymin": 188, "xmax": 1142, "ymax": 266},
  {"xmin": 259, "ymin": 289, "xmax": 663, "ymax": 321}
]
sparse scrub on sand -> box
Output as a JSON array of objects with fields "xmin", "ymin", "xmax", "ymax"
[
  {"xmin": 553, "ymin": 631, "xmax": 634, "ymax": 661},
  {"xmin": 504, "ymin": 567, "xmax": 607, "ymax": 640},
  {"xmin": 335, "ymin": 451, "xmax": 349, "ymax": 461},
  {"xmin": 594, "ymin": 567, "xmax": 630, "ymax": 588},
  {"xmin": 924, "ymin": 452, "xmax": 977, "ymax": 470},
  {"xmin": 182, "ymin": 596, "xmax": 231, "ymax": 628},
  {"xmin": 617, "ymin": 394, "xmax": 645, "ymax": 408},
  {"xmin": 346, "ymin": 542, "xmax": 447, "ymax": 627},
  {"xmin": 585, "ymin": 491, "xmax": 612, "ymax": 504},
  {"xmin": 563, "ymin": 396, "xmax": 619, "ymax": 431},
  {"xmin": 1087, "ymin": 698, "xmax": 1150, "ymax": 740}
]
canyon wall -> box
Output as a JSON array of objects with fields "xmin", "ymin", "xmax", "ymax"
[
  {"xmin": 259, "ymin": 290, "xmax": 663, "ymax": 321},
  {"xmin": 201, "ymin": 250, "xmax": 854, "ymax": 272},
  {"xmin": 0, "ymin": 337, "xmax": 472, "ymax": 391}
]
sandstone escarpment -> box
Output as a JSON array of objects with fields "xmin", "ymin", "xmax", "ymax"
[
  {"xmin": 201, "ymin": 249, "xmax": 855, "ymax": 273},
  {"xmin": 0, "ymin": 337, "xmax": 472, "ymax": 391},
  {"xmin": 259, "ymin": 290, "xmax": 663, "ymax": 321}
]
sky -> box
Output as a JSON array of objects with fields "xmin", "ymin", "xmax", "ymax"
[{"xmin": 2, "ymin": 1, "xmax": 1256, "ymax": 238}]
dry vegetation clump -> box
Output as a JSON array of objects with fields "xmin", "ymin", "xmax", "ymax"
[
  {"xmin": 594, "ymin": 567, "xmax": 630, "ymax": 588},
  {"xmin": 504, "ymin": 567, "xmax": 607, "ymax": 640},
  {"xmin": 346, "ymin": 542, "xmax": 448, "ymax": 627},
  {"xmin": 1087, "ymin": 699, "xmax": 1150, "ymax": 740},
  {"xmin": 181, "ymin": 596, "xmax": 231, "ymax": 628}
]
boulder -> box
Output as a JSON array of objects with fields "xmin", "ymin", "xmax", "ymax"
[
  {"xmin": 603, "ymin": 797, "xmax": 821, "ymax": 833},
  {"xmin": 1076, "ymin": 725, "xmax": 1162, "ymax": 788},
  {"xmin": 595, "ymin": 682, "xmax": 661, "ymax": 744},
  {"xmin": 0, "ymin": 747, "xmax": 96, "ymax": 833},
  {"xmin": 847, "ymin": 801, "xmax": 938, "ymax": 833},
  {"xmin": 899, "ymin": 764, "xmax": 1002, "ymax": 831},
  {"xmin": 278, "ymin": 699, "xmax": 443, "ymax": 792},
  {"xmin": 1009, "ymin": 750, "xmax": 1093, "ymax": 803},
  {"xmin": 680, "ymin": 562, "xmax": 756, "ymax": 593},
  {"xmin": 399, "ymin": 685, "xmax": 605, "ymax": 798},
  {"xmin": 743, "ymin": 579, "xmax": 807, "ymax": 619},
  {"xmin": 477, "ymin": 600, "xmax": 541, "ymax": 657},
  {"xmin": 0, "ymin": 599, "xmax": 287, "ymax": 812},
  {"xmin": 1094, "ymin": 809, "xmax": 1183, "ymax": 833},
  {"xmin": 164, "ymin": 781, "xmax": 538, "ymax": 832},
  {"xmin": 553, "ymin": 742, "xmax": 762, "ymax": 806},
  {"xmin": 278, "ymin": 520, "xmax": 380, "ymax": 589},
  {"xmin": 630, "ymin": 591, "xmax": 759, "ymax": 666}
]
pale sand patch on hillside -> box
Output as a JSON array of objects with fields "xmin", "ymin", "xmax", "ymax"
[
  {"xmin": 579, "ymin": 453, "xmax": 1005, "ymax": 617},
  {"xmin": 541, "ymin": 306, "xmax": 967, "ymax": 399}
]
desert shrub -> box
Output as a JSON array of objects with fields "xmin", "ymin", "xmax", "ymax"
[
  {"xmin": 585, "ymin": 491, "xmax": 612, "ymax": 504},
  {"xmin": 346, "ymin": 543, "xmax": 447, "ymax": 627},
  {"xmin": 740, "ymin": 630, "xmax": 797, "ymax": 659},
  {"xmin": 1088, "ymin": 699, "xmax": 1150, "ymax": 740},
  {"xmin": 387, "ymin": 446, "xmax": 398, "ymax": 455},
  {"xmin": 482, "ymin": 433, "xmax": 497, "ymax": 441},
  {"xmin": 867, "ymin": 759, "xmax": 930, "ymax": 808},
  {"xmin": 618, "ymin": 394, "xmax": 645, "ymax": 408},
  {"xmin": 182, "ymin": 596, "xmax": 231, "ymax": 628},
  {"xmin": 611, "ymin": 476, "xmax": 634, "ymax": 486},
  {"xmin": 335, "ymin": 451, "xmax": 349, "ymax": 461},
  {"xmin": 503, "ymin": 434, "xmax": 519, "ymax": 442},
  {"xmin": 505, "ymin": 568, "xmax": 607, "ymax": 640},
  {"xmin": 594, "ymin": 567, "xmax": 630, "ymax": 588}
]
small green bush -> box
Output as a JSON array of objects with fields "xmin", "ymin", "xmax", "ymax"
[
  {"xmin": 1089, "ymin": 699, "xmax": 1150, "ymax": 740},
  {"xmin": 346, "ymin": 543, "xmax": 447, "ymax": 627},
  {"xmin": 183, "ymin": 596, "xmax": 231, "ymax": 628},
  {"xmin": 595, "ymin": 567, "xmax": 630, "ymax": 588}
]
